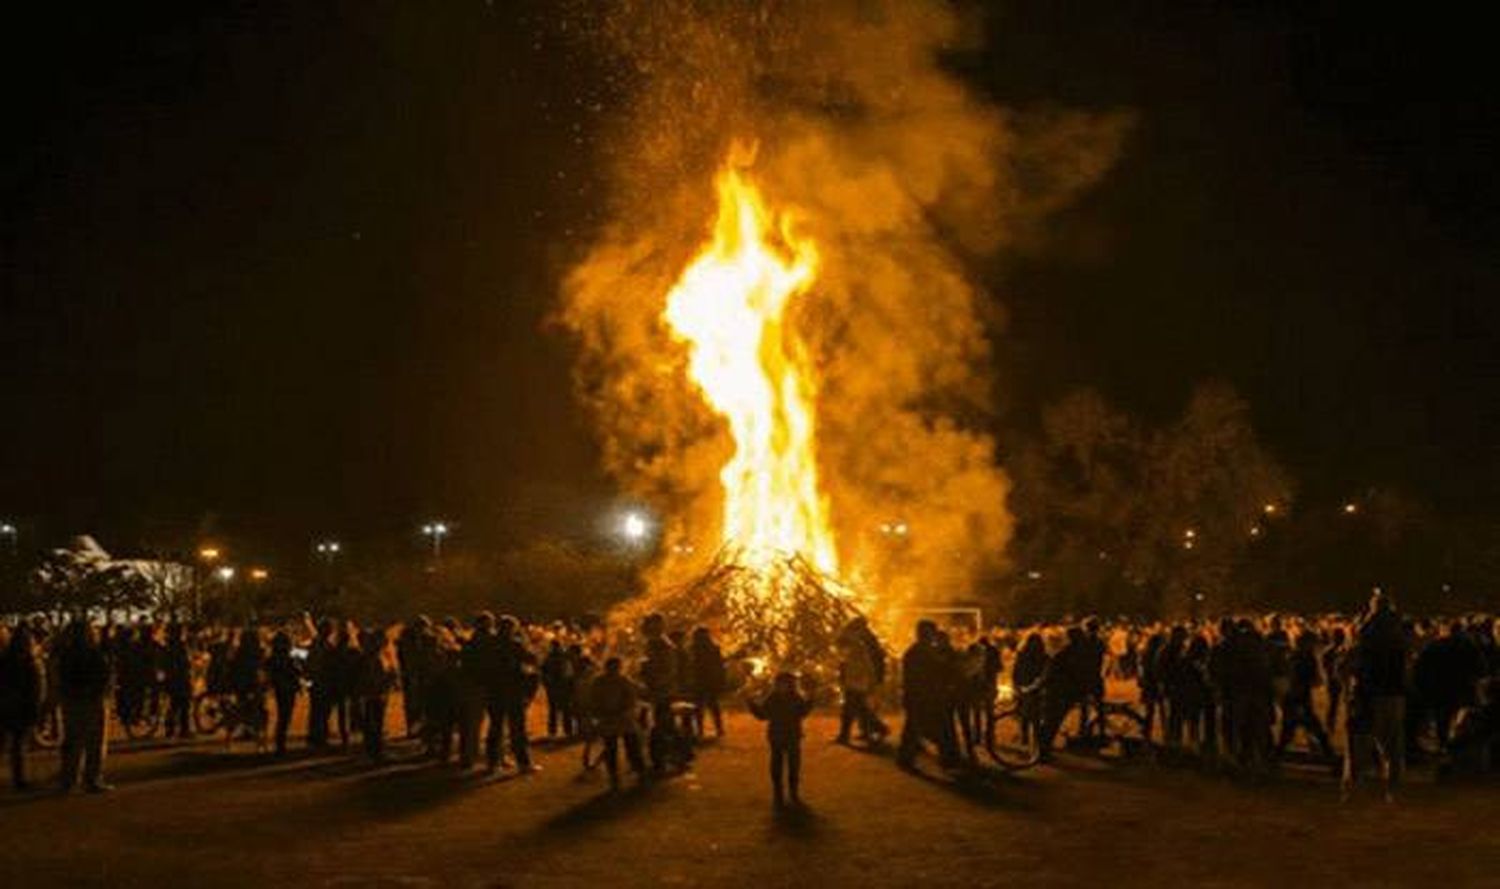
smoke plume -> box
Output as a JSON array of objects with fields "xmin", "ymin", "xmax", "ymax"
[{"xmin": 555, "ymin": 0, "xmax": 1126, "ymax": 613}]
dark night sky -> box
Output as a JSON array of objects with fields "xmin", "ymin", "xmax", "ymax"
[{"xmin": 2, "ymin": 2, "xmax": 1496, "ymax": 559}]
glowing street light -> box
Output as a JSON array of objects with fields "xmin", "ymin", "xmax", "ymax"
[
  {"xmin": 249, "ymin": 567, "xmax": 269, "ymax": 582},
  {"xmin": 0, "ymin": 521, "xmax": 16, "ymax": 555},
  {"xmin": 1263, "ymin": 503, "xmax": 1279, "ymax": 516},
  {"xmin": 421, "ymin": 521, "xmax": 451, "ymax": 559},
  {"xmin": 198, "ymin": 546, "xmax": 221, "ymax": 562},
  {"xmin": 216, "ymin": 566, "xmax": 235, "ymax": 582},
  {"xmin": 1343, "ymin": 502, "xmax": 1359, "ymax": 515},
  {"xmin": 879, "ymin": 520, "xmax": 911, "ymax": 538},
  {"xmin": 620, "ymin": 511, "xmax": 650, "ymax": 545},
  {"xmin": 315, "ymin": 540, "xmax": 342, "ymax": 565}
]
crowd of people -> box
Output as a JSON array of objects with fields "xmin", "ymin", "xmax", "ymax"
[
  {"xmin": 2, "ymin": 590, "xmax": 1499, "ymax": 807},
  {"xmin": 0, "ymin": 608, "xmax": 735, "ymax": 796},
  {"xmin": 884, "ymin": 590, "xmax": 1500, "ymax": 801}
]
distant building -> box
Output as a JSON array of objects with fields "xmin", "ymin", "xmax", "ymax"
[{"xmin": 40, "ymin": 535, "xmax": 194, "ymax": 619}]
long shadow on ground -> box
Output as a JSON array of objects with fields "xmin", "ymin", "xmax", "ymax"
[{"xmin": 844, "ymin": 740, "xmax": 1048, "ymax": 813}]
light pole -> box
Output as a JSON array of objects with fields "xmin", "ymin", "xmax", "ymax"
[
  {"xmin": 195, "ymin": 546, "xmax": 223, "ymax": 622},
  {"xmin": 421, "ymin": 522, "xmax": 450, "ymax": 561},
  {"xmin": 214, "ymin": 565, "xmax": 235, "ymax": 618}
]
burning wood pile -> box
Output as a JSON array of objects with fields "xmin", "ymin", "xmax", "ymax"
[{"xmin": 613, "ymin": 546, "xmax": 866, "ymax": 676}]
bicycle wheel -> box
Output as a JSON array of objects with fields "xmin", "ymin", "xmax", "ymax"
[
  {"xmin": 988, "ymin": 706, "xmax": 1042, "ymax": 770},
  {"xmin": 1096, "ymin": 703, "xmax": 1150, "ymax": 756},
  {"xmin": 124, "ymin": 704, "xmax": 162, "ymax": 741},
  {"xmin": 193, "ymin": 693, "xmax": 226, "ymax": 735},
  {"xmin": 31, "ymin": 707, "xmax": 62, "ymax": 749}
]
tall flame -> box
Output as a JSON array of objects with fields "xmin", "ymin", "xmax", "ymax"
[{"xmin": 663, "ymin": 160, "xmax": 838, "ymax": 576}]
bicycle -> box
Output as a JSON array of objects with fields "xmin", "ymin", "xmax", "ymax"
[
  {"xmin": 193, "ymin": 690, "xmax": 269, "ymax": 748},
  {"xmin": 1071, "ymin": 699, "xmax": 1152, "ymax": 758},
  {"xmin": 987, "ymin": 683, "xmax": 1043, "ymax": 770},
  {"xmin": 30, "ymin": 698, "xmax": 61, "ymax": 750},
  {"xmin": 117, "ymin": 686, "xmax": 164, "ymax": 741}
]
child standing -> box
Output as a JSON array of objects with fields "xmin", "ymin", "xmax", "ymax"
[{"xmin": 748, "ymin": 671, "xmax": 814, "ymax": 808}]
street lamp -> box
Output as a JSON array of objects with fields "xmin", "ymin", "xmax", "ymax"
[
  {"xmin": 315, "ymin": 540, "xmax": 342, "ymax": 564},
  {"xmin": 1343, "ymin": 501, "xmax": 1359, "ymax": 515},
  {"xmin": 421, "ymin": 521, "xmax": 450, "ymax": 560},
  {"xmin": 878, "ymin": 520, "xmax": 910, "ymax": 538},
  {"xmin": 620, "ymin": 512, "xmax": 650, "ymax": 545},
  {"xmin": 249, "ymin": 567, "xmax": 269, "ymax": 582},
  {"xmin": 0, "ymin": 521, "xmax": 16, "ymax": 556}
]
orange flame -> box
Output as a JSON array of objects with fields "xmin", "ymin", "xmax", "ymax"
[{"xmin": 663, "ymin": 158, "xmax": 838, "ymax": 576}]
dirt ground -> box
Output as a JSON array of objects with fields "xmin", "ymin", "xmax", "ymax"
[{"xmin": 3, "ymin": 705, "xmax": 1499, "ymax": 888}]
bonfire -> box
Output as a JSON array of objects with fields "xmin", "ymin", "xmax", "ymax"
[
  {"xmin": 610, "ymin": 150, "xmax": 872, "ymax": 677},
  {"xmin": 613, "ymin": 546, "xmax": 866, "ymax": 675}
]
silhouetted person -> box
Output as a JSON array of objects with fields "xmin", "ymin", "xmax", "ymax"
[
  {"xmin": 496, "ymin": 616, "xmax": 538, "ymax": 771},
  {"xmin": 1159, "ymin": 626, "xmax": 1189, "ymax": 748},
  {"xmin": 572, "ymin": 654, "xmax": 599, "ymax": 768},
  {"xmin": 396, "ymin": 615, "xmax": 436, "ymax": 739},
  {"xmin": 1344, "ymin": 591, "xmax": 1408, "ymax": 801},
  {"xmin": 331, "ymin": 622, "xmax": 361, "ymax": 750},
  {"xmin": 265, "ymin": 631, "xmax": 303, "ymax": 757},
  {"xmin": 1266, "ymin": 614, "xmax": 1292, "ymax": 730},
  {"xmin": 305, "ymin": 619, "xmax": 338, "ymax": 748},
  {"xmin": 461, "ymin": 613, "xmax": 536, "ymax": 773},
  {"xmin": 1444, "ymin": 677, "xmax": 1500, "ymax": 778},
  {"xmin": 1138, "ymin": 631, "xmax": 1166, "ymax": 743},
  {"xmin": 1412, "ymin": 620, "xmax": 1484, "ymax": 751},
  {"xmin": 162, "ymin": 623, "xmax": 193, "ymax": 739},
  {"xmin": 228, "ymin": 626, "xmax": 267, "ymax": 742},
  {"xmin": 933, "ymin": 631, "xmax": 968, "ymax": 761},
  {"xmin": 114, "ymin": 625, "xmax": 153, "ymax": 732},
  {"xmin": 688, "ymin": 627, "xmax": 726, "ymax": 738},
  {"xmin": 1079, "ymin": 618, "xmax": 1108, "ymax": 739},
  {"xmin": 422, "ymin": 630, "xmax": 464, "ymax": 763},
  {"xmin": 1322, "ymin": 627, "xmax": 1348, "ymax": 734},
  {"xmin": 588, "ymin": 656, "xmax": 645, "ymax": 790},
  {"xmin": 355, "ymin": 629, "xmax": 397, "ymax": 761},
  {"xmin": 1208, "ymin": 618, "xmax": 1237, "ymax": 759},
  {"xmin": 1276, "ymin": 631, "xmax": 1333, "ymax": 759},
  {"xmin": 749, "ymin": 671, "xmax": 814, "ymax": 809},
  {"xmin": 1226, "ymin": 618, "xmax": 1275, "ymax": 773},
  {"xmin": 1012, "ymin": 632, "xmax": 1048, "ymax": 747},
  {"xmin": 1183, "ymin": 635, "xmax": 1213, "ymax": 751},
  {"xmin": 1038, "ymin": 626, "xmax": 1095, "ymax": 752},
  {"xmin": 897, "ymin": 620, "xmax": 960, "ymax": 769},
  {"xmin": 972, "ymin": 634, "xmax": 1002, "ymax": 750},
  {"xmin": 0, "ymin": 625, "xmax": 44, "ymax": 790},
  {"xmin": 1165, "ymin": 628, "xmax": 1210, "ymax": 750},
  {"xmin": 541, "ymin": 638, "xmax": 576, "ymax": 738},
  {"xmin": 56, "ymin": 621, "xmax": 112, "ymax": 793},
  {"xmin": 835, "ymin": 618, "xmax": 886, "ymax": 744},
  {"xmin": 640, "ymin": 613, "xmax": 689, "ymax": 772}
]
